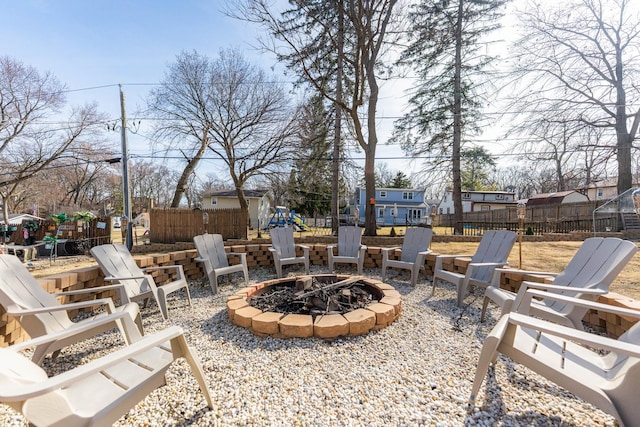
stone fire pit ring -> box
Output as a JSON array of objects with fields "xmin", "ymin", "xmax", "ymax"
[{"xmin": 226, "ymin": 274, "xmax": 402, "ymax": 339}]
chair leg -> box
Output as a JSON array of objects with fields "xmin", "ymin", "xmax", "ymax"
[{"xmin": 480, "ymin": 296, "xmax": 490, "ymax": 322}]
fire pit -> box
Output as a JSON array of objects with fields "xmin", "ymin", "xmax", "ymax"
[{"xmin": 226, "ymin": 274, "xmax": 401, "ymax": 338}]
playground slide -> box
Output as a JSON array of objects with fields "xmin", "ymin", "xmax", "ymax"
[{"xmin": 292, "ymin": 214, "xmax": 310, "ymax": 231}]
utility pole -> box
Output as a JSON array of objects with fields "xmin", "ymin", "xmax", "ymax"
[{"xmin": 119, "ymin": 84, "xmax": 133, "ymax": 250}]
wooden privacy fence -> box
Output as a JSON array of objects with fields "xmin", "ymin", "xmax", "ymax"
[{"xmin": 150, "ymin": 208, "xmax": 247, "ymax": 243}]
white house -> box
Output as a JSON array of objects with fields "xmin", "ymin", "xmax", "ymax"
[
  {"xmin": 201, "ymin": 189, "xmax": 273, "ymax": 230},
  {"xmin": 437, "ymin": 190, "xmax": 517, "ymax": 214}
]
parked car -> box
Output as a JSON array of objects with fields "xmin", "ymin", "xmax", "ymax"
[{"xmin": 113, "ymin": 217, "xmax": 121, "ymax": 229}]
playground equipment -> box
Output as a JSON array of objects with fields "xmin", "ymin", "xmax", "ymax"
[{"xmin": 265, "ymin": 206, "xmax": 310, "ymax": 231}]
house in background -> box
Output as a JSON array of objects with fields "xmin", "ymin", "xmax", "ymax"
[
  {"xmin": 577, "ymin": 176, "xmax": 640, "ymax": 202},
  {"xmin": 437, "ymin": 190, "xmax": 517, "ymax": 215},
  {"xmin": 524, "ymin": 190, "xmax": 588, "ymax": 206},
  {"xmin": 353, "ymin": 187, "xmax": 435, "ymax": 226},
  {"xmin": 201, "ymin": 189, "xmax": 273, "ymax": 230}
]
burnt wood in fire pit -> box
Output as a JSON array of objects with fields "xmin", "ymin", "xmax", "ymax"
[{"xmin": 248, "ymin": 276, "xmax": 377, "ymax": 318}]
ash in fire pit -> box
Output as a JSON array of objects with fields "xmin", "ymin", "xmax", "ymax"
[
  {"xmin": 248, "ymin": 276, "xmax": 375, "ymax": 318},
  {"xmin": 227, "ymin": 274, "xmax": 402, "ymax": 339}
]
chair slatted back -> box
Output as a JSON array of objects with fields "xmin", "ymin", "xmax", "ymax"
[
  {"xmin": 548, "ymin": 237, "xmax": 638, "ymax": 311},
  {"xmin": 338, "ymin": 226, "xmax": 363, "ymax": 258},
  {"xmin": 90, "ymin": 244, "xmax": 151, "ymax": 296},
  {"xmin": 270, "ymin": 228, "xmax": 296, "ymax": 259},
  {"xmin": 194, "ymin": 234, "xmax": 229, "ymax": 269},
  {"xmin": 470, "ymin": 230, "xmax": 517, "ymax": 283},
  {"xmin": 0, "ymin": 254, "xmax": 72, "ymax": 335},
  {"xmin": 401, "ymin": 228, "xmax": 433, "ymax": 262}
]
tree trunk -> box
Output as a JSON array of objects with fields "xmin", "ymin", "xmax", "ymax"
[
  {"xmin": 452, "ymin": 0, "xmax": 464, "ymax": 235},
  {"xmin": 170, "ymin": 141, "xmax": 208, "ymax": 207},
  {"xmin": 332, "ymin": 0, "xmax": 344, "ymax": 235}
]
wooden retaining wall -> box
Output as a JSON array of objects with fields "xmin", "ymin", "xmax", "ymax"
[{"xmin": 2, "ymin": 244, "xmax": 638, "ymax": 346}]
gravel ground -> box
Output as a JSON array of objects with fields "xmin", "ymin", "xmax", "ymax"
[{"xmin": 1, "ymin": 266, "xmax": 618, "ymax": 426}]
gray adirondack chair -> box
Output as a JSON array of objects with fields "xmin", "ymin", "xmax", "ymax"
[
  {"xmin": 327, "ymin": 226, "xmax": 367, "ymax": 274},
  {"xmin": 0, "ymin": 254, "xmax": 143, "ymax": 364},
  {"xmin": 481, "ymin": 237, "xmax": 638, "ymax": 329},
  {"xmin": 90, "ymin": 244, "xmax": 191, "ymax": 321},
  {"xmin": 431, "ymin": 230, "xmax": 517, "ymax": 307},
  {"xmin": 381, "ymin": 227, "xmax": 433, "ymax": 286},
  {"xmin": 470, "ymin": 290, "xmax": 640, "ymax": 427},
  {"xmin": 0, "ymin": 325, "xmax": 213, "ymax": 426},
  {"xmin": 268, "ymin": 227, "xmax": 309, "ymax": 278},
  {"xmin": 193, "ymin": 234, "xmax": 249, "ymax": 294}
]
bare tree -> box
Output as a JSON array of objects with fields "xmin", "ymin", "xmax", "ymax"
[
  {"xmin": 0, "ymin": 58, "xmax": 107, "ymax": 221},
  {"xmin": 236, "ymin": 0, "xmax": 400, "ymax": 235},
  {"xmin": 147, "ymin": 49, "xmax": 299, "ymax": 218},
  {"xmin": 507, "ymin": 0, "xmax": 640, "ymax": 195}
]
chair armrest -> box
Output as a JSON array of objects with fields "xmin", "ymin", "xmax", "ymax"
[
  {"xmin": 227, "ymin": 252, "xmax": 247, "ymax": 257},
  {"xmin": 8, "ymin": 309, "xmax": 141, "ymax": 354},
  {"xmin": 435, "ymin": 254, "xmax": 472, "ymax": 260},
  {"xmin": 5, "ymin": 298, "xmax": 118, "ymax": 316},
  {"xmin": 418, "ymin": 250, "xmax": 432, "ymax": 256},
  {"xmin": 105, "ymin": 275, "xmax": 146, "ymax": 281},
  {"xmin": 512, "ymin": 281, "xmax": 607, "ymax": 312},
  {"xmin": 381, "ymin": 247, "xmax": 402, "ymax": 254},
  {"xmin": 490, "ymin": 268, "xmax": 558, "ymax": 287},
  {"xmin": 508, "ymin": 311, "xmax": 640, "ymax": 358},
  {"xmin": 143, "ymin": 265, "xmax": 180, "ymax": 272},
  {"xmin": 6, "ymin": 326, "xmax": 187, "ymax": 400},
  {"xmin": 327, "ymin": 244, "xmax": 337, "ymax": 250},
  {"xmin": 296, "ymin": 244, "xmax": 309, "ymax": 250},
  {"xmin": 516, "ymin": 289, "xmax": 637, "ymax": 320},
  {"xmin": 54, "ymin": 284, "xmax": 125, "ymax": 296},
  {"xmin": 268, "ymin": 247, "xmax": 276, "ymax": 253},
  {"xmin": 468, "ymin": 261, "xmax": 508, "ymax": 268}
]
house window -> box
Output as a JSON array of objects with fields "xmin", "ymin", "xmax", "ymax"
[
  {"xmin": 379, "ymin": 191, "xmax": 387, "ymax": 198},
  {"xmin": 495, "ymin": 194, "xmax": 504, "ymax": 200},
  {"xmin": 378, "ymin": 207, "xmax": 385, "ymax": 217},
  {"xmin": 462, "ymin": 192, "xmax": 471, "ymax": 199},
  {"xmin": 247, "ymin": 199, "xmax": 250, "ymax": 206},
  {"xmin": 408, "ymin": 209, "xmax": 422, "ymax": 220},
  {"xmin": 439, "ymin": 208, "xmax": 443, "ymax": 215},
  {"xmin": 211, "ymin": 198, "xmax": 217, "ymax": 206},
  {"xmin": 402, "ymin": 192, "xmax": 413, "ymax": 200},
  {"xmin": 481, "ymin": 205, "xmax": 490, "ymax": 211},
  {"xmin": 597, "ymin": 188, "xmax": 603, "ymax": 197}
]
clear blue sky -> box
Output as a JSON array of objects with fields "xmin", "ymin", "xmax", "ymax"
[
  {"xmin": 1, "ymin": 0, "xmax": 274, "ymax": 160},
  {"xmin": 1, "ymin": 0, "xmax": 484, "ymax": 187}
]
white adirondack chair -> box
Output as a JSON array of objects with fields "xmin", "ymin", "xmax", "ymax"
[
  {"xmin": 90, "ymin": 244, "xmax": 191, "ymax": 321},
  {"xmin": 470, "ymin": 290, "xmax": 640, "ymax": 427},
  {"xmin": 193, "ymin": 234, "xmax": 249, "ymax": 294},
  {"xmin": 481, "ymin": 237, "xmax": 638, "ymax": 329},
  {"xmin": 268, "ymin": 227, "xmax": 310, "ymax": 278},
  {"xmin": 431, "ymin": 230, "xmax": 517, "ymax": 307},
  {"xmin": 0, "ymin": 325, "xmax": 213, "ymax": 426},
  {"xmin": 381, "ymin": 227, "xmax": 433, "ymax": 286},
  {"xmin": 0, "ymin": 254, "xmax": 143, "ymax": 364},
  {"xmin": 327, "ymin": 226, "xmax": 367, "ymax": 274}
]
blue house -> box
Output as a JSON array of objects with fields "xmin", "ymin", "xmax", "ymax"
[{"xmin": 353, "ymin": 187, "xmax": 435, "ymax": 226}]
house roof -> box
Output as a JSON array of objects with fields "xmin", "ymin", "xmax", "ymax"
[
  {"xmin": 0, "ymin": 213, "xmax": 45, "ymax": 225},
  {"xmin": 524, "ymin": 191, "xmax": 587, "ymax": 206},
  {"xmin": 204, "ymin": 189, "xmax": 271, "ymax": 198}
]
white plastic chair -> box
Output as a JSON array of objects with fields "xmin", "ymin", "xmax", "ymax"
[
  {"xmin": 268, "ymin": 227, "xmax": 309, "ymax": 277},
  {"xmin": 481, "ymin": 237, "xmax": 638, "ymax": 329},
  {"xmin": 90, "ymin": 244, "xmax": 191, "ymax": 321},
  {"xmin": 431, "ymin": 230, "xmax": 517, "ymax": 306},
  {"xmin": 327, "ymin": 226, "xmax": 367, "ymax": 274},
  {"xmin": 381, "ymin": 227, "xmax": 433, "ymax": 286},
  {"xmin": 0, "ymin": 254, "xmax": 143, "ymax": 365},
  {"xmin": 0, "ymin": 325, "xmax": 213, "ymax": 426},
  {"xmin": 470, "ymin": 290, "xmax": 640, "ymax": 427},
  {"xmin": 193, "ymin": 234, "xmax": 249, "ymax": 294}
]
